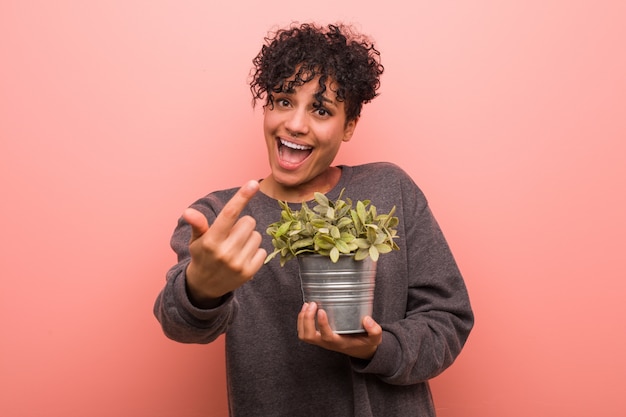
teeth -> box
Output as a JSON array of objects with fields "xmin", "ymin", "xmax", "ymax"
[{"xmin": 280, "ymin": 138, "xmax": 312, "ymax": 150}]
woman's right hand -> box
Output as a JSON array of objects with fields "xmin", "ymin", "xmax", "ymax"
[{"xmin": 183, "ymin": 180, "xmax": 267, "ymax": 308}]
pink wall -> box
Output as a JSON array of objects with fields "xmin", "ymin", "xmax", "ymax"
[{"xmin": 2, "ymin": 1, "xmax": 625, "ymax": 416}]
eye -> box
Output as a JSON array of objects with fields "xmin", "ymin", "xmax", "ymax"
[
  {"xmin": 313, "ymin": 104, "xmax": 332, "ymax": 118},
  {"xmin": 276, "ymin": 98, "xmax": 290, "ymax": 108}
]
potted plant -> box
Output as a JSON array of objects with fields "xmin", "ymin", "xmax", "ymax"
[{"xmin": 264, "ymin": 190, "xmax": 400, "ymax": 333}]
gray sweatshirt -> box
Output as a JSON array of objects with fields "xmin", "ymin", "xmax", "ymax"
[{"xmin": 154, "ymin": 162, "xmax": 474, "ymax": 417}]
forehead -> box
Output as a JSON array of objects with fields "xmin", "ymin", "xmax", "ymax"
[{"xmin": 280, "ymin": 75, "xmax": 339, "ymax": 103}]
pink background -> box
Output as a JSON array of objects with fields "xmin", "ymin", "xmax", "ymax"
[{"xmin": 2, "ymin": 1, "xmax": 625, "ymax": 416}]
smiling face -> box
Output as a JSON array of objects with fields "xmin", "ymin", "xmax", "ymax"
[{"xmin": 260, "ymin": 77, "xmax": 358, "ymax": 202}]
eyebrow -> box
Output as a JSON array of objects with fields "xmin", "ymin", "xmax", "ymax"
[
  {"xmin": 279, "ymin": 89, "xmax": 338, "ymax": 108},
  {"xmin": 316, "ymin": 95, "xmax": 338, "ymax": 108}
]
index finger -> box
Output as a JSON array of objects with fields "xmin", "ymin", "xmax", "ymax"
[{"xmin": 210, "ymin": 180, "xmax": 260, "ymax": 235}]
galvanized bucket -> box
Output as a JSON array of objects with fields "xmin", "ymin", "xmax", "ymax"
[{"xmin": 297, "ymin": 254, "xmax": 377, "ymax": 334}]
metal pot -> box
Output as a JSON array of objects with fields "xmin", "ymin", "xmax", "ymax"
[{"xmin": 297, "ymin": 254, "xmax": 377, "ymax": 334}]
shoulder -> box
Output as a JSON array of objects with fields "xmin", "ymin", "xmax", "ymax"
[
  {"xmin": 349, "ymin": 162, "xmax": 413, "ymax": 181},
  {"xmin": 341, "ymin": 162, "xmax": 428, "ymax": 209},
  {"xmin": 348, "ymin": 162, "xmax": 419, "ymax": 191}
]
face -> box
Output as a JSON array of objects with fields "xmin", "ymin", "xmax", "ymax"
[{"xmin": 261, "ymin": 77, "xmax": 358, "ymax": 201}]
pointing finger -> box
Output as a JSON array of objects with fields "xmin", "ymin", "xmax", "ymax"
[{"xmin": 210, "ymin": 180, "xmax": 260, "ymax": 236}]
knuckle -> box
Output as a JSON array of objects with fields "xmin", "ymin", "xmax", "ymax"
[
  {"xmin": 250, "ymin": 230, "xmax": 262, "ymax": 244},
  {"xmin": 320, "ymin": 335, "xmax": 334, "ymax": 344},
  {"xmin": 209, "ymin": 243, "xmax": 236, "ymax": 264},
  {"xmin": 240, "ymin": 215, "xmax": 257, "ymax": 229},
  {"xmin": 220, "ymin": 203, "xmax": 240, "ymax": 220}
]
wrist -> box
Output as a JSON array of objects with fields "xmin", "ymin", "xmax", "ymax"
[{"xmin": 185, "ymin": 263, "xmax": 225, "ymax": 309}]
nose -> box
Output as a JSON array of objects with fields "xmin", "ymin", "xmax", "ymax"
[{"xmin": 284, "ymin": 107, "xmax": 309, "ymax": 137}]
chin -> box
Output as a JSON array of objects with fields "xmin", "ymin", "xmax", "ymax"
[{"xmin": 272, "ymin": 173, "xmax": 304, "ymax": 189}]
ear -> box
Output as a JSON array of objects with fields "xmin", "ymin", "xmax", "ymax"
[{"xmin": 342, "ymin": 117, "xmax": 359, "ymax": 142}]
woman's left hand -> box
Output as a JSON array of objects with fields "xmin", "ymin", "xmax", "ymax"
[{"xmin": 297, "ymin": 302, "xmax": 383, "ymax": 360}]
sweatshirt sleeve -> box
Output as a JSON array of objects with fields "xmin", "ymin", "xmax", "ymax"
[
  {"xmin": 153, "ymin": 203, "xmax": 238, "ymax": 344},
  {"xmin": 352, "ymin": 167, "xmax": 474, "ymax": 384}
]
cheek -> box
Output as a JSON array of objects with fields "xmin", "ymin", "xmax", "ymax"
[
  {"xmin": 263, "ymin": 114, "xmax": 277, "ymax": 138},
  {"xmin": 263, "ymin": 107, "xmax": 277, "ymax": 126},
  {"xmin": 316, "ymin": 132, "xmax": 345, "ymax": 164},
  {"xmin": 319, "ymin": 126, "xmax": 348, "ymax": 148}
]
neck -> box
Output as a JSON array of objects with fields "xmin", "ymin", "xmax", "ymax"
[{"xmin": 260, "ymin": 167, "xmax": 341, "ymax": 202}]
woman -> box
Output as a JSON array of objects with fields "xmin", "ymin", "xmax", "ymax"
[{"xmin": 154, "ymin": 22, "xmax": 473, "ymax": 417}]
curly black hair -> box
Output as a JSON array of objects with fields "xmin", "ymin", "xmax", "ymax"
[{"xmin": 249, "ymin": 23, "xmax": 384, "ymax": 122}]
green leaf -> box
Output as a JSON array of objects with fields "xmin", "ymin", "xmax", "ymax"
[
  {"xmin": 374, "ymin": 231, "xmax": 386, "ymax": 245},
  {"xmin": 310, "ymin": 219, "xmax": 328, "ymax": 228},
  {"xmin": 330, "ymin": 247, "xmax": 340, "ymax": 262},
  {"xmin": 339, "ymin": 232, "xmax": 355, "ymax": 242},
  {"xmin": 275, "ymin": 221, "xmax": 292, "ymax": 237},
  {"xmin": 313, "ymin": 204, "xmax": 327, "ymax": 215},
  {"xmin": 353, "ymin": 238, "xmax": 370, "ymax": 249},
  {"xmin": 350, "ymin": 209, "xmax": 363, "ymax": 234},
  {"xmin": 336, "ymin": 217, "xmax": 353, "ymax": 229},
  {"xmin": 272, "ymin": 239, "xmax": 286, "ymax": 249},
  {"xmin": 292, "ymin": 237, "xmax": 314, "ymax": 250},
  {"xmin": 334, "ymin": 239, "xmax": 351, "ymax": 254},
  {"xmin": 278, "ymin": 200, "xmax": 291, "ymax": 212},
  {"xmin": 315, "ymin": 236, "xmax": 335, "ymax": 250},
  {"xmin": 356, "ymin": 201, "xmax": 367, "ymax": 224},
  {"xmin": 369, "ymin": 245, "xmax": 380, "ymax": 262},
  {"xmin": 264, "ymin": 249, "xmax": 280, "ymax": 264},
  {"xmin": 367, "ymin": 227, "xmax": 377, "ymax": 243},
  {"xmin": 375, "ymin": 243, "xmax": 393, "ymax": 254},
  {"xmin": 354, "ymin": 248, "xmax": 369, "ymax": 261},
  {"xmin": 388, "ymin": 217, "xmax": 399, "ymax": 228},
  {"xmin": 314, "ymin": 192, "xmax": 330, "ymax": 207}
]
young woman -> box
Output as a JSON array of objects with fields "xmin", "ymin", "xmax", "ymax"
[{"xmin": 154, "ymin": 22, "xmax": 473, "ymax": 417}]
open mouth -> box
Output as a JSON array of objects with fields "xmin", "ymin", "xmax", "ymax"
[{"xmin": 278, "ymin": 138, "xmax": 313, "ymax": 165}]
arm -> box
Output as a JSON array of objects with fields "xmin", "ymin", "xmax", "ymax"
[
  {"xmin": 352, "ymin": 178, "xmax": 474, "ymax": 384},
  {"xmin": 153, "ymin": 181, "xmax": 266, "ymax": 344},
  {"xmin": 153, "ymin": 257, "xmax": 238, "ymax": 344},
  {"xmin": 296, "ymin": 167, "xmax": 473, "ymax": 376}
]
